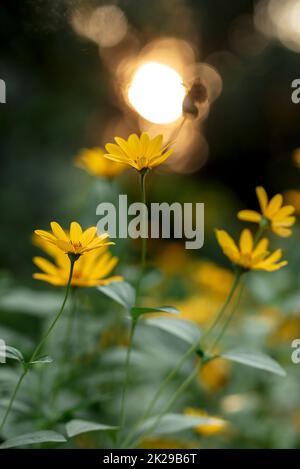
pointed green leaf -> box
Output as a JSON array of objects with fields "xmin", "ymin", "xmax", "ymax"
[
  {"xmin": 140, "ymin": 413, "xmax": 215, "ymax": 436},
  {"xmin": 30, "ymin": 355, "xmax": 53, "ymax": 365},
  {"xmin": 66, "ymin": 419, "xmax": 118, "ymax": 438},
  {"xmin": 1, "ymin": 345, "xmax": 24, "ymax": 363},
  {"xmin": 0, "ymin": 431, "xmax": 67, "ymax": 449},
  {"xmin": 97, "ymin": 281, "xmax": 135, "ymax": 311},
  {"xmin": 221, "ymin": 349, "xmax": 286, "ymax": 376},
  {"xmin": 145, "ymin": 317, "xmax": 200, "ymax": 345},
  {"xmin": 131, "ymin": 306, "xmax": 179, "ymax": 321}
]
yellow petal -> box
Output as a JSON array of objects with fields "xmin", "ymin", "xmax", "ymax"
[
  {"xmin": 272, "ymin": 226, "xmax": 292, "ymax": 237},
  {"xmin": 239, "ymin": 229, "xmax": 253, "ymax": 254},
  {"xmin": 50, "ymin": 222, "xmax": 68, "ymax": 241},
  {"xmin": 114, "ymin": 137, "xmax": 132, "ymax": 157},
  {"xmin": 145, "ymin": 134, "xmax": 163, "ymax": 158},
  {"xmin": 216, "ymin": 230, "xmax": 239, "ymax": 254},
  {"xmin": 265, "ymin": 194, "xmax": 283, "ymax": 218},
  {"xmin": 252, "ymin": 238, "xmax": 269, "ymax": 258},
  {"xmin": 33, "ymin": 273, "xmax": 63, "ymax": 286},
  {"xmin": 128, "ymin": 134, "xmax": 141, "ymax": 158},
  {"xmin": 256, "ymin": 186, "xmax": 268, "ymax": 213},
  {"xmin": 238, "ymin": 210, "xmax": 262, "ymax": 223},
  {"xmin": 70, "ymin": 221, "xmax": 83, "ymax": 242},
  {"xmin": 272, "ymin": 205, "xmax": 295, "ymax": 221},
  {"xmin": 80, "ymin": 226, "xmax": 97, "ymax": 246},
  {"xmin": 33, "ymin": 256, "xmax": 59, "ymax": 276},
  {"xmin": 140, "ymin": 132, "xmax": 150, "ymax": 155},
  {"xmin": 105, "ymin": 143, "xmax": 128, "ymax": 159},
  {"xmin": 104, "ymin": 153, "xmax": 131, "ymax": 166},
  {"xmin": 149, "ymin": 149, "xmax": 173, "ymax": 168},
  {"xmin": 273, "ymin": 216, "xmax": 296, "ymax": 227},
  {"xmin": 34, "ymin": 230, "xmax": 57, "ymax": 243}
]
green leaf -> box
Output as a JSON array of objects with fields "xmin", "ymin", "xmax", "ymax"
[
  {"xmin": 131, "ymin": 306, "xmax": 179, "ymax": 321},
  {"xmin": 97, "ymin": 281, "xmax": 135, "ymax": 311},
  {"xmin": 0, "ymin": 431, "xmax": 67, "ymax": 449},
  {"xmin": 66, "ymin": 419, "xmax": 118, "ymax": 438},
  {"xmin": 1, "ymin": 345, "xmax": 24, "ymax": 363},
  {"xmin": 30, "ymin": 355, "xmax": 53, "ymax": 365},
  {"xmin": 140, "ymin": 413, "xmax": 214, "ymax": 436},
  {"xmin": 221, "ymin": 349, "xmax": 286, "ymax": 376},
  {"xmin": 145, "ymin": 317, "xmax": 200, "ymax": 345}
]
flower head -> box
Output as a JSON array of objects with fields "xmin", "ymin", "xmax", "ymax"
[
  {"xmin": 75, "ymin": 147, "xmax": 126, "ymax": 179},
  {"xmin": 216, "ymin": 228, "xmax": 287, "ymax": 272},
  {"xmin": 33, "ymin": 246, "xmax": 122, "ymax": 287},
  {"xmin": 35, "ymin": 221, "xmax": 112, "ymax": 257},
  {"xmin": 184, "ymin": 408, "xmax": 228, "ymax": 436},
  {"xmin": 238, "ymin": 186, "xmax": 296, "ymax": 237},
  {"xmin": 104, "ymin": 132, "xmax": 173, "ymax": 171}
]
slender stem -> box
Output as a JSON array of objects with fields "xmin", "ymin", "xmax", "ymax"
[
  {"xmin": 208, "ymin": 281, "xmax": 245, "ymax": 353},
  {"xmin": 0, "ymin": 370, "xmax": 27, "ymax": 434},
  {"xmin": 121, "ymin": 342, "xmax": 197, "ymax": 448},
  {"xmin": 119, "ymin": 320, "xmax": 137, "ymax": 440},
  {"xmin": 128, "ymin": 360, "xmax": 202, "ymax": 449},
  {"xmin": 140, "ymin": 170, "xmax": 147, "ymax": 276},
  {"xmin": 0, "ymin": 258, "xmax": 75, "ymax": 434},
  {"xmin": 201, "ymin": 271, "xmax": 242, "ymax": 346}
]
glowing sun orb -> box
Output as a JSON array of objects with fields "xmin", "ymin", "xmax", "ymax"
[{"xmin": 128, "ymin": 62, "xmax": 186, "ymax": 124}]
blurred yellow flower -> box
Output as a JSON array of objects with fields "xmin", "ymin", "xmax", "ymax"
[
  {"xmin": 33, "ymin": 246, "xmax": 122, "ymax": 287},
  {"xmin": 75, "ymin": 147, "xmax": 126, "ymax": 178},
  {"xmin": 199, "ymin": 358, "xmax": 231, "ymax": 393},
  {"xmin": 292, "ymin": 148, "xmax": 300, "ymax": 168},
  {"xmin": 177, "ymin": 295, "xmax": 222, "ymax": 326},
  {"xmin": 238, "ymin": 186, "xmax": 296, "ymax": 237},
  {"xmin": 156, "ymin": 242, "xmax": 189, "ymax": 275},
  {"xmin": 104, "ymin": 132, "xmax": 173, "ymax": 171},
  {"xmin": 285, "ymin": 190, "xmax": 300, "ymax": 215},
  {"xmin": 35, "ymin": 221, "xmax": 112, "ymax": 257},
  {"xmin": 271, "ymin": 317, "xmax": 300, "ymax": 343},
  {"xmin": 193, "ymin": 261, "xmax": 234, "ymax": 298},
  {"xmin": 216, "ymin": 228, "xmax": 287, "ymax": 272},
  {"xmin": 184, "ymin": 408, "xmax": 228, "ymax": 436},
  {"xmin": 139, "ymin": 438, "xmax": 195, "ymax": 449}
]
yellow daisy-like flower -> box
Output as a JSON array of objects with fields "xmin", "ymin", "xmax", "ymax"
[
  {"xmin": 75, "ymin": 147, "xmax": 126, "ymax": 179},
  {"xmin": 216, "ymin": 228, "xmax": 287, "ymax": 272},
  {"xmin": 238, "ymin": 186, "xmax": 296, "ymax": 237},
  {"xmin": 35, "ymin": 221, "xmax": 112, "ymax": 257},
  {"xmin": 33, "ymin": 246, "xmax": 122, "ymax": 287},
  {"xmin": 184, "ymin": 408, "xmax": 228, "ymax": 436},
  {"xmin": 104, "ymin": 132, "xmax": 173, "ymax": 171}
]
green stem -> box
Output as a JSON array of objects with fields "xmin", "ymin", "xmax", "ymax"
[
  {"xmin": 201, "ymin": 270, "xmax": 242, "ymax": 347},
  {"xmin": 121, "ymin": 342, "xmax": 197, "ymax": 448},
  {"xmin": 140, "ymin": 170, "xmax": 147, "ymax": 276},
  {"xmin": 128, "ymin": 360, "xmax": 202, "ymax": 449},
  {"xmin": 119, "ymin": 320, "xmax": 137, "ymax": 440},
  {"xmin": 208, "ymin": 281, "xmax": 245, "ymax": 353},
  {"xmin": 0, "ymin": 258, "xmax": 75, "ymax": 434}
]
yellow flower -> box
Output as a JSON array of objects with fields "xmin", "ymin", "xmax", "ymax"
[
  {"xmin": 238, "ymin": 186, "xmax": 296, "ymax": 237},
  {"xmin": 193, "ymin": 261, "xmax": 234, "ymax": 298},
  {"xmin": 199, "ymin": 358, "xmax": 231, "ymax": 393},
  {"xmin": 75, "ymin": 147, "xmax": 126, "ymax": 178},
  {"xmin": 184, "ymin": 408, "xmax": 227, "ymax": 436},
  {"xmin": 285, "ymin": 190, "xmax": 300, "ymax": 215},
  {"xmin": 216, "ymin": 228, "xmax": 287, "ymax": 272},
  {"xmin": 104, "ymin": 132, "xmax": 173, "ymax": 171},
  {"xmin": 33, "ymin": 246, "xmax": 122, "ymax": 287},
  {"xmin": 292, "ymin": 148, "xmax": 300, "ymax": 168},
  {"xmin": 35, "ymin": 221, "xmax": 112, "ymax": 257}
]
